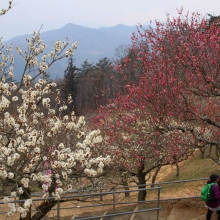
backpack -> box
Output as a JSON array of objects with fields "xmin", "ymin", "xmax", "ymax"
[{"xmin": 200, "ymin": 182, "xmax": 216, "ymax": 202}]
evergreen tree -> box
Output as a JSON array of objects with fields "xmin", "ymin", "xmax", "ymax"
[
  {"xmin": 208, "ymin": 13, "xmax": 220, "ymax": 26},
  {"xmin": 78, "ymin": 59, "xmax": 95, "ymax": 75},
  {"xmin": 95, "ymin": 57, "xmax": 112, "ymax": 72},
  {"xmin": 63, "ymin": 55, "xmax": 78, "ymax": 113}
]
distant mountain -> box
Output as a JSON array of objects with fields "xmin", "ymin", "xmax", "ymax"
[
  {"xmin": 98, "ymin": 24, "xmax": 138, "ymax": 36},
  {"xmin": 5, "ymin": 23, "xmax": 140, "ymax": 80}
]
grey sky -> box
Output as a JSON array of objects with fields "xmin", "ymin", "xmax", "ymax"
[{"xmin": 0, "ymin": 0, "xmax": 220, "ymax": 40}]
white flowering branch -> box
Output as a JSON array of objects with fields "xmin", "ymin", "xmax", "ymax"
[{"xmin": 0, "ymin": 1, "xmax": 14, "ymax": 16}]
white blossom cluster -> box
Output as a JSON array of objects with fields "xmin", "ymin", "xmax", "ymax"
[
  {"xmin": 0, "ymin": 109, "xmax": 111, "ymax": 215},
  {"xmin": 0, "ymin": 25, "xmax": 111, "ymax": 218},
  {"xmin": 0, "ymin": 39, "xmax": 14, "ymax": 86},
  {"xmin": 0, "ymin": 78, "xmax": 111, "ymax": 217},
  {"xmin": 4, "ymin": 196, "xmax": 32, "ymax": 218}
]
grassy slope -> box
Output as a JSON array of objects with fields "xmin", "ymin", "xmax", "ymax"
[
  {"xmin": 145, "ymin": 149, "xmax": 220, "ymax": 200},
  {"xmin": 159, "ymin": 149, "xmax": 220, "ymax": 182}
]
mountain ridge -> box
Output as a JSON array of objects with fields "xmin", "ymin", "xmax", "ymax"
[{"xmin": 5, "ymin": 23, "xmax": 142, "ymax": 79}]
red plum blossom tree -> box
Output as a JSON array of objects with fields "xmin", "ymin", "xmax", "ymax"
[{"xmin": 98, "ymin": 10, "xmax": 220, "ymax": 201}]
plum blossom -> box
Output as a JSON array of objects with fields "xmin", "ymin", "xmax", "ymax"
[{"xmin": 0, "ymin": 21, "xmax": 111, "ymax": 218}]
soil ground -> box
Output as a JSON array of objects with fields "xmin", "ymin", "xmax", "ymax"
[{"xmin": 47, "ymin": 199, "xmax": 207, "ymax": 220}]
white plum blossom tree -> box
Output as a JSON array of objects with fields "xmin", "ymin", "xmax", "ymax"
[{"xmin": 0, "ymin": 2, "xmax": 111, "ymax": 219}]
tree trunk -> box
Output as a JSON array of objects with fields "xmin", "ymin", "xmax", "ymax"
[
  {"xmin": 119, "ymin": 169, "xmax": 130, "ymax": 197},
  {"xmin": 215, "ymin": 145, "xmax": 219, "ymax": 162},
  {"xmin": 31, "ymin": 170, "xmax": 58, "ymax": 220},
  {"xmin": 17, "ymin": 186, "xmax": 57, "ymax": 220},
  {"xmin": 31, "ymin": 199, "xmax": 57, "ymax": 220},
  {"xmin": 122, "ymin": 181, "xmax": 130, "ymax": 197},
  {"xmin": 137, "ymin": 162, "xmax": 146, "ymax": 201},
  {"xmin": 199, "ymin": 148, "xmax": 205, "ymax": 159},
  {"xmin": 176, "ymin": 163, "xmax": 180, "ymax": 177},
  {"xmin": 151, "ymin": 166, "xmax": 161, "ymax": 188},
  {"xmin": 208, "ymin": 145, "xmax": 213, "ymax": 157}
]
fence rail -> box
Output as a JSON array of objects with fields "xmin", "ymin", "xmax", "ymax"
[{"xmin": 0, "ymin": 177, "xmax": 207, "ymax": 220}]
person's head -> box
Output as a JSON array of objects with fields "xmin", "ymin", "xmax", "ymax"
[{"xmin": 210, "ymin": 174, "xmax": 219, "ymax": 182}]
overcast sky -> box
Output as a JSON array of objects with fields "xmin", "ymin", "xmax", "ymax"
[{"xmin": 0, "ymin": 0, "xmax": 220, "ymax": 40}]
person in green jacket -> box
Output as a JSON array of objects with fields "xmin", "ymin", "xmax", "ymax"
[{"xmin": 206, "ymin": 174, "xmax": 220, "ymax": 220}]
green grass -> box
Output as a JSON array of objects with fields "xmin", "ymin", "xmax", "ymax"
[
  {"xmin": 160, "ymin": 150, "xmax": 220, "ymax": 182},
  {"xmin": 144, "ymin": 149, "xmax": 220, "ymax": 200}
]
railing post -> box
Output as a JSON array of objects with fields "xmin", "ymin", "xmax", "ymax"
[
  {"xmin": 100, "ymin": 179, "xmax": 103, "ymax": 201},
  {"xmin": 157, "ymin": 185, "xmax": 161, "ymax": 220},
  {"xmin": 100, "ymin": 188, "xmax": 103, "ymax": 201},
  {"xmin": 113, "ymin": 188, "xmax": 116, "ymax": 211},
  {"xmin": 57, "ymin": 199, "xmax": 60, "ymax": 220}
]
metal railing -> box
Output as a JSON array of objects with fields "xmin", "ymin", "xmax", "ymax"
[
  {"xmin": 0, "ymin": 184, "xmax": 161, "ymax": 220},
  {"xmin": 0, "ymin": 177, "xmax": 208, "ymax": 220}
]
